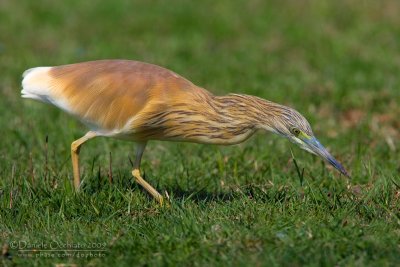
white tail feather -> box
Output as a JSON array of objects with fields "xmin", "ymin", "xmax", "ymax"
[{"xmin": 21, "ymin": 67, "xmax": 53, "ymax": 103}]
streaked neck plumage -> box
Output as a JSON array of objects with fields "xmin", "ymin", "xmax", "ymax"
[
  {"xmin": 134, "ymin": 92, "xmax": 287, "ymax": 144},
  {"xmin": 211, "ymin": 93, "xmax": 285, "ymax": 133}
]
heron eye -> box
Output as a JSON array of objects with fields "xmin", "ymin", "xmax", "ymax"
[{"xmin": 292, "ymin": 128, "xmax": 301, "ymax": 136}]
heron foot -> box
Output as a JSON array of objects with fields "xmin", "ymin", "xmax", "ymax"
[{"xmin": 132, "ymin": 169, "xmax": 164, "ymax": 206}]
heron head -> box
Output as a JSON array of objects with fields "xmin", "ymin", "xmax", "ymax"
[{"xmin": 269, "ymin": 107, "xmax": 349, "ymax": 177}]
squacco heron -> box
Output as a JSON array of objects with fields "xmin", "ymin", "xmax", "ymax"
[{"xmin": 21, "ymin": 60, "xmax": 349, "ymax": 204}]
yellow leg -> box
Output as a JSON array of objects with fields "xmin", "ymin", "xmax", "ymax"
[
  {"xmin": 132, "ymin": 169, "xmax": 164, "ymax": 205},
  {"xmin": 71, "ymin": 131, "xmax": 97, "ymax": 191},
  {"xmin": 132, "ymin": 143, "xmax": 164, "ymax": 205}
]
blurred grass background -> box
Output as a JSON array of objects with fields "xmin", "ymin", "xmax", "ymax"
[{"xmin": 1, "ymin": 0, "xmax": 399, "ymax": 266}]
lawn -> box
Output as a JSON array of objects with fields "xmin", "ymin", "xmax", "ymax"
[{"xmin": 1, "ymin": 0, "xmax": 399, "ymax": 266}]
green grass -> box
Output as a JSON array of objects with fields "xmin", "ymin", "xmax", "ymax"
[{"xmin": 1, "ymin": 0, "xmax": 400, "ymax": 266}]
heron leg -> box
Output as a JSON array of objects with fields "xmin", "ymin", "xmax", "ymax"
[
  {"xmin": 132, "ymin": 142, "xmax": 164, "ymax": 205},
  {"xmin": 71, "ymin": 131, "xmax": 97, "ymax": 191}
]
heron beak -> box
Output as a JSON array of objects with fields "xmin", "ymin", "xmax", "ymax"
[{"xmin": 304, "ymin": 137, "xmax": 350, "ymax": 177}]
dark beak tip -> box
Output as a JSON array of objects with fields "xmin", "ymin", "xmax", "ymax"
[
  {"xmin": 308, "ymin": 138, "xmax": 350, "ymax": 178},
  {"xmin": 341, "ymin": 169, "xmax": 351, "ymax": 178},
  {"xmin": 327, "ymin": 157, "xmax": 350, "ymax": 178},
  {"xmin": 334, "ymin": 162, "xmax": 350, "ymax": 178}
]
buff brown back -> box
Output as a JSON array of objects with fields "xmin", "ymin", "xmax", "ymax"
[{"xmin": 23, "ymin": 60, "xmax": 201, "ymax": 134}]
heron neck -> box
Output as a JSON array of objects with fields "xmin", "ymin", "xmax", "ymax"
[
  {"xmin": 164, "ymin": 93, "xmax": 284, "ymax": 144},
  {"xmin": 210, "ymin": 93, "xmax": 282, "ymax": 131},
  {"xmin": 133, "ymin": 92, "xmax": 283, "ymax": 144}
]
